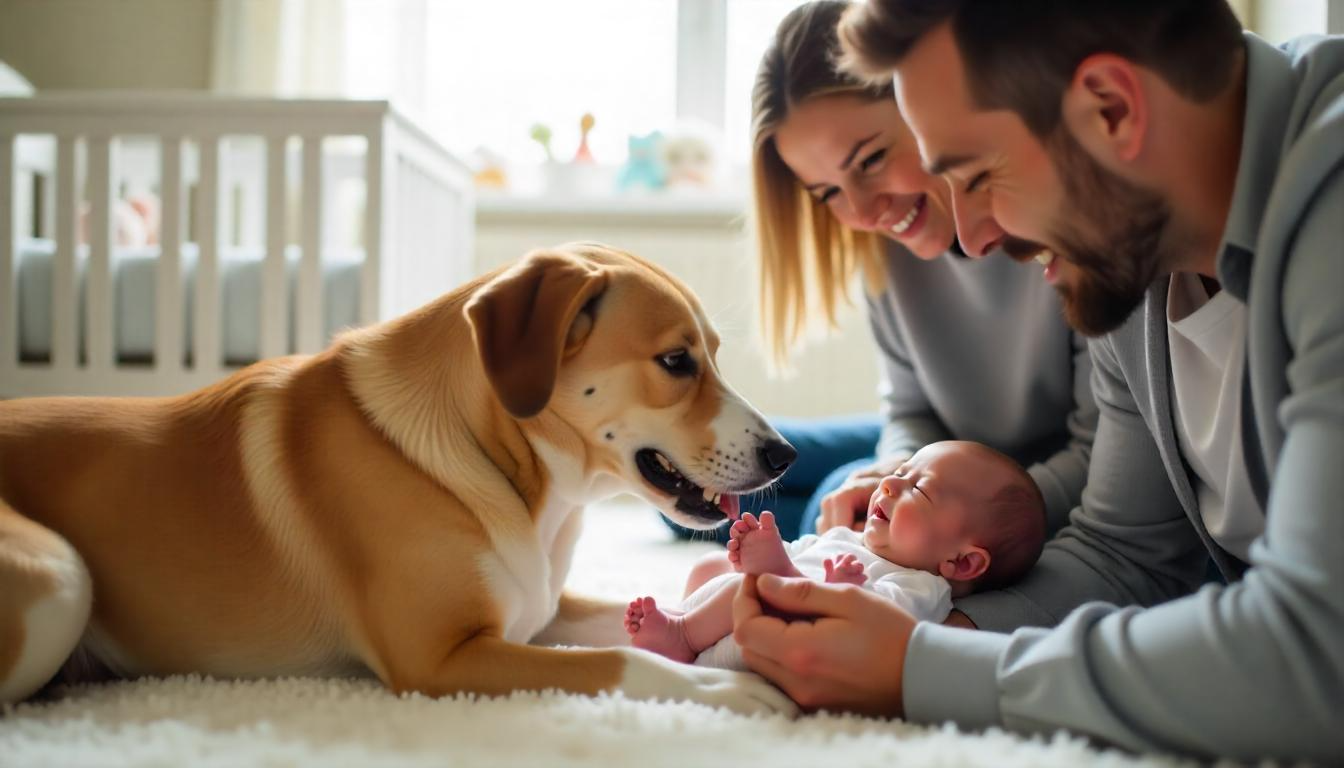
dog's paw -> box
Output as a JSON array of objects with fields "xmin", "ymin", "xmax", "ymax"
[{"xmin": 616, "ymin": 648, "xmax": 798, "ymax": 717}]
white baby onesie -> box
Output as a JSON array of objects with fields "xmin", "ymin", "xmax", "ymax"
[{"xmin": 687, "ymin": 527, "xmax": 953, "ymax": 670}]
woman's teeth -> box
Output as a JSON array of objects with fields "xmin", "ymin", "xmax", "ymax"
[
  {"xmin": 890, "ymin": 197, "xmax": 923, "ymax": 235},
  {"xmin": 1035, "ymin": 250, "xmax": 1056, "ymax": 267}
]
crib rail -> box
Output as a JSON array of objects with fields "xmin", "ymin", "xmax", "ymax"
[{"xmin": 0, "ymin": 93, "xmax": 473, "ymax": 398}]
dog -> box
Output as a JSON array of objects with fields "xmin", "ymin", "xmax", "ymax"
[{"xmin": 0, "ymin": 242, "xmax": 799, "ymax": 714}]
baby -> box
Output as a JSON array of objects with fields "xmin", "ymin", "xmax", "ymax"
[{"xmin": 625, "ymin": 441, "xmax": 1047, "ymax": 669}]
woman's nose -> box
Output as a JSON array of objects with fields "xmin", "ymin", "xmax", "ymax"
[
  {"xmin": 949, "ymin": 186, "xmax": 1007, "ymax": 258},
  {"xmin": 849, "ymin": 188, "xmax": 890, "ymax": 230}
]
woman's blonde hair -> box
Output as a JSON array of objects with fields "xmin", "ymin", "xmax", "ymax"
[{"xmin": 752, "ymin": 0, "xmax": 891, "ymax": 368}]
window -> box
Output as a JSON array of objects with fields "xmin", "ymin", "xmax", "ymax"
[
  {"xmin": 340, "ymin": 0, "xmax": 809, "ymax": 171},
  {"xmin": 723, "ymin": 1, "xmax": 810, "ymax": 162}
]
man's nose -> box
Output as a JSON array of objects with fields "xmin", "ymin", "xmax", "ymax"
[{"xmin": 950, "ymin": 186, "xmax": 1006, "ymax": 258}]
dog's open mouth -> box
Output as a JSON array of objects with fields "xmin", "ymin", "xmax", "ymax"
[{"xmin": 635, "ymin": 448, "xmax": 741, "ymax": 523}]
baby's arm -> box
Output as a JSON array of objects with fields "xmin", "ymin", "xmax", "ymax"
[{"xmin": 823, "ymin": 553, "xmax": 867, "ymax": 586}]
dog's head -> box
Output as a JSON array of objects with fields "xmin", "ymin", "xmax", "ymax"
[{"xmin": 465, "ymin": 242, "xmax": 795, "ymax": 529}]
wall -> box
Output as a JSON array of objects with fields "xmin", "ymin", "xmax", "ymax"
[
  {"xmin": 473, "ymin": 203, "xmax": 881, "ymax": 420},
  {"xmin": 0, "ymin": 0, "xmax": 214, "ymax": 90}
]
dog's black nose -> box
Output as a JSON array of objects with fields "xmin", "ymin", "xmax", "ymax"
[{"xmin": 758, "ymin": 439, "xmax": 797, "ymax": 479}]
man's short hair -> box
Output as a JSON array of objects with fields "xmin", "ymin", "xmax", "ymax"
[{"xmin": 838, "ymin": 0, "xmax": 1245, "ymax": 138}]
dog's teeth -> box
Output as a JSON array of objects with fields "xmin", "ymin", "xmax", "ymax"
[
  {"xmin": 656, "ymin": 454, "xmax": 671, "ymax": 470},
  {"xmin": 702, "ymin": 487, "xmax": 715, "ymax": 501},
  {"xmin": 712, "ymin": 493, "xmax": 722, "ymax": 504}
]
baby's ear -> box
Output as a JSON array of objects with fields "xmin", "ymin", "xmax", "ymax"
[{"xmin": 939, "ymin": 546, "xmax": 990, "ymax": 583}]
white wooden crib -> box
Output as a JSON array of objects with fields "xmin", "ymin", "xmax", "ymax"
[{"xmin": 0, "ymin": 93, "xmax": 474, "ymax": 398}]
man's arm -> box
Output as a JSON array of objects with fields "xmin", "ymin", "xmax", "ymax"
[
  {"xmin": 1025, "ymin": 330, "xmax": 1099, "ymax": 533},
  {"xmin": 904, "ymin": 170, "xmax": 1344, "ymax": 762},
  {"xmin": 955, "ymin": 330, "xmax": 1209, "ymax": 631}
]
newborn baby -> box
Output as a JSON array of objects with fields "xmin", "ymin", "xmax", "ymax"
[{"xmin": 625, "ymin": 441, "xmax": 1047, "ymax": 669}]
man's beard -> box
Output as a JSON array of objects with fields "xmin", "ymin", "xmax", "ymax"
[{"xmin": 1003, "ymin": 129, "xmax": 1170, "ymax": 337}]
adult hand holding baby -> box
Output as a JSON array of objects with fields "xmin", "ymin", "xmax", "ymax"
[
  {"xmin": 731, "ymin": 572, "xmax": 916, "ymax": 717},
  {"xmin": 815, "ymin": 453, "xmax": 912, "ymax": 534}
]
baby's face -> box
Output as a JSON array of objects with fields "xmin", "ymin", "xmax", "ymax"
[{"xmin": 863, "ymin": 441, "xmax": 1009, "ymax": 571}]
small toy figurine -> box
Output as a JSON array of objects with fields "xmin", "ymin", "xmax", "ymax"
[
  {"xmin": 661, "ymin": 120, "xmax": 720, "ymax": 188},
  {"xmin": 469, "ymin": 146, "xmax": 509, "ymax": 190},
  {"xmin": 530, "ymin": 123, "xmax": 555, "ymax": 162},
  {"xmin": 573, "ymin": 113, "xmax": 596, "ymax": 164},
  {"xmin": 615, "ymin": 131, "xmax": 666, "ymax": 192}
]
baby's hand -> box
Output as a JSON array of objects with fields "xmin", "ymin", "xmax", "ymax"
[{"xmin": 823, "ymin": 554, "xmax": 867, "ymax": 586}]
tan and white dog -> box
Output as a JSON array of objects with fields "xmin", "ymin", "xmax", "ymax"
[{"xmin": 0, "ymin": 243, "xmax": 798, "ymax": 714}]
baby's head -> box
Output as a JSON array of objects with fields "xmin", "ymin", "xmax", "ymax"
[{"xmin": 864, "ymin": 441, "xmax": 1045, "ymax": 595}]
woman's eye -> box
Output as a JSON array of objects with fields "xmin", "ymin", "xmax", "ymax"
[
  {"xmin": 656, "ymin": 349, "xmax": 697, "ymax": 377},
  {"xmin": 860, "ymin": 149, "xmax": 887, "ymax": 172},
  {"xmin": 817, "ymin": 187, "xmax": 839, "ymax": 204},
  {"xmin": 966, "ymin": 171, "xmax": 989, "ymax": 193}
]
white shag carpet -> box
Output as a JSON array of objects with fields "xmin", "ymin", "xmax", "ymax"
[{"xmin": 1, "ymin": 498, "xmax": 1202, "ymax": 768}]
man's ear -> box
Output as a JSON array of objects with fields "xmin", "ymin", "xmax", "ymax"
[
  {"xmin": 465, "ymin": 250, "xmax": 608, "ymax": 418},
  {"xmin": 938, "ymin": 545, "xmax": 990, "ymax": 584},
  {"xmin": 1061, "ymin": 53, "xmax": 1149, "ymax": 165}
]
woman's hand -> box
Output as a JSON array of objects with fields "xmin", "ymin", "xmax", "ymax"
[
  {"xmin": 731, "ymin": 573, "xmax": 916, "ymax": 717},
  {"xmin": 816, "ymin": 453, "xmax": 912, "ymax": 533}
]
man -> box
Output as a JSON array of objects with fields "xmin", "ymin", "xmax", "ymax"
[{"xmin": 730, "ymin": 1, "xmax": 1344, "ymax": 761}]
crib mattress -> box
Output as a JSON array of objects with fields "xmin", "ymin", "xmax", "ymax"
[{"xmin": 16, "ymin": 238, "xmax": 363, "ymax": 366}]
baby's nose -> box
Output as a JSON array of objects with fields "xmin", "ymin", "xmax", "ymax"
[{"xmin": 879, "ymin": 475, "xmax": 902, "ymax": 496}]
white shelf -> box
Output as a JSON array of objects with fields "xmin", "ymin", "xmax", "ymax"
[{"xmin": 475, "ymin": 191, "xmax": 748, "ymax": 227}]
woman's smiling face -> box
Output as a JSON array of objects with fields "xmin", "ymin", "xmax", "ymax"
[{"xmin": 772, "ymin": 92, "xmax": 957, "ymax": 260}]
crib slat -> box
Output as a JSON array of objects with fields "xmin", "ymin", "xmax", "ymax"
[
  {"xmin": 360, "ymin": 127, "xmax": 385, "ymax": 326},
  {"xmin": 194, "ymin": 136, "xmax": 222, "ymax": 371},
  {"xmin": 85, "ymin": 136, "xmax": 115, "ymax": 370},
  {"xmin": 157, "ymin": 136, "xmax": 184, "ymax": 371},
  {"xmin": 297, "ymin": 136, "xmax": 323, "ymax": 354},
  {"xmin": 51, "ymin": 135, "xmax": 78, "ymax": 370},
  {"xmin": 260, "ymin": 136, "xmax": 286, "ymax": 359},
  {"xmin": 0, "ymin": 133, "xmax": 16, "ymax": 370}
]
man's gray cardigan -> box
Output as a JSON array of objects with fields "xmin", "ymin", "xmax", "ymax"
[{"xmin": 901, "ymin": 33, "xmax": 1344, "ymax": 762}]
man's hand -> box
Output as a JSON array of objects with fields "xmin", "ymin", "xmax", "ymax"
[
  {"xmin": 816, "ymin": 453, "xmax": 912, "ymax": 533},
  {"xmin": 731, "ymin": 573, "xmax": 916, "ymax": 717}
]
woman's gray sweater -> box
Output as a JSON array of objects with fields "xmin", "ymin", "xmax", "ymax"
[{"xmin": 865, "ymin": 244, "xmax": 1098, "ymax": 531}]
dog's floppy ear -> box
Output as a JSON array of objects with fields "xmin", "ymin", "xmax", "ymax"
[{"xmin": 465, "ymin": 250, "xmax": 609, "ymax": 418}]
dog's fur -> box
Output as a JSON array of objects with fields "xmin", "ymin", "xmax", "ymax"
[{"xmin": 0, "ymin": 243, "xmax": 797, "ymax": 714}]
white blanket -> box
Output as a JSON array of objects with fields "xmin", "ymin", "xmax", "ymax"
[{"xmin": 0, "ymin": 499, "xmax": 1195, "ymax": 768}]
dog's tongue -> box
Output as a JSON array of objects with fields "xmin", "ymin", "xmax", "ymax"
[{"xmin": 720, "ymin": 494, "xmax": 741, "ymax": 521}]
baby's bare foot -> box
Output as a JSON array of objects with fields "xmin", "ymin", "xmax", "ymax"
[
  {"xmin": 624, "ymin": 596, "xmax": 695, "ymax": 663},
  {"xmin": 726, "ymin": 511, "xmax": 801, "ymax": 577}
]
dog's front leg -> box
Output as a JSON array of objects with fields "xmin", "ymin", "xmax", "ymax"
[
  {"xmin": 531, "ymin": 591, "xmax": 633, "ymax": 648},
  {"xmin": 390, "ymin": 633, "xmax": 797, "ymax": 716}
]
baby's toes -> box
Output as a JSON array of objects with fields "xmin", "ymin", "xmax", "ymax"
[
  {"xmin": 729, "ymin": 519, "xmax": 751, "ymax": 540},
  {"xmin": 759, "ymin": 510, "xmax": 778, "ymax": 532}
]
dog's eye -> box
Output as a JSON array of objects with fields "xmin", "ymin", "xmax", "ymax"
[{"xmin": 656, "ymin": 349, "xmax": 698, "ymax": 377}]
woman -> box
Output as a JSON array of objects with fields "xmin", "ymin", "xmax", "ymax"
[{"xmin": 668, "ymin": 0, "xmax": 1095, "ymax": 549}]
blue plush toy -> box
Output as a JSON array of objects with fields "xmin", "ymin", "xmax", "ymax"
[{"xmin": 615, "ymin": 132, "xmax": 666, "ymax": 192}]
